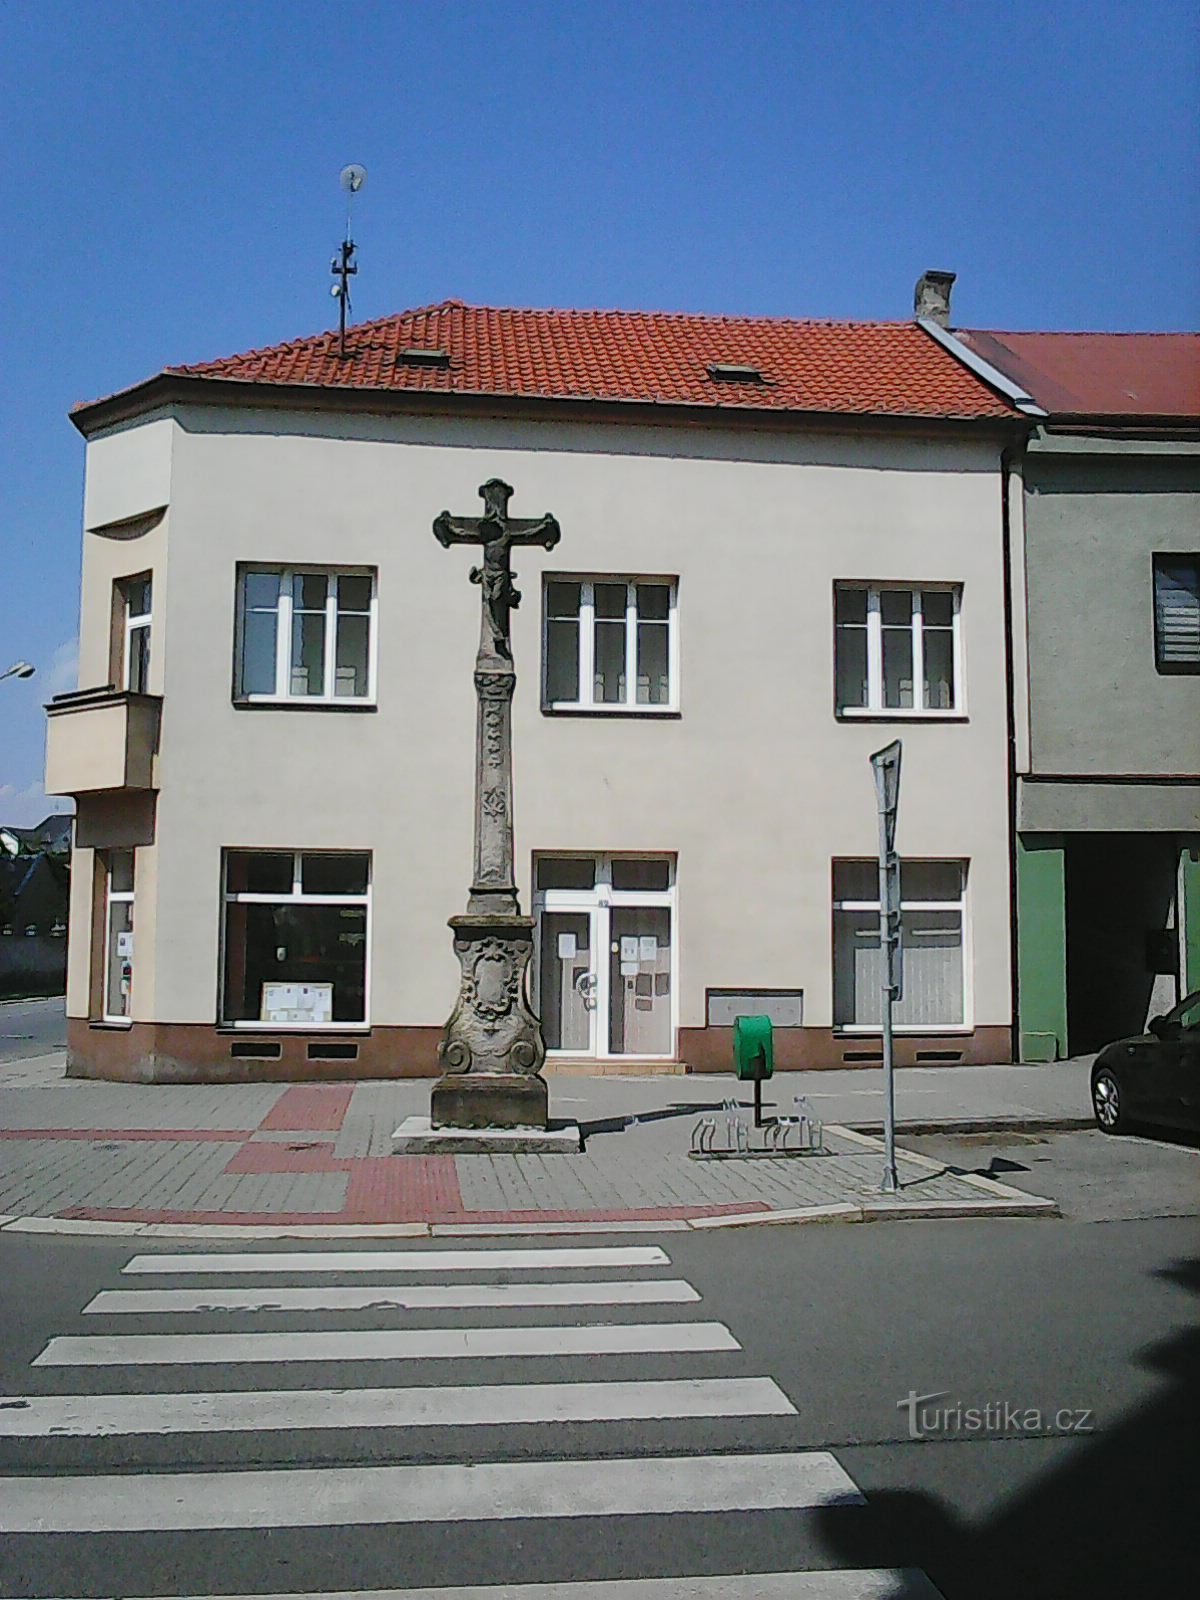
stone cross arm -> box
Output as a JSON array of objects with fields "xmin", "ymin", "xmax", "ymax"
[{"xmin": 433, "ymin": 478, "xmax": 562, "ymax": 553}]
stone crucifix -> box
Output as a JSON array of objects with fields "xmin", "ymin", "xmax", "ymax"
[{"xmin": 430, "ymin": 479, "xmax": 561, "ymax": 1130}]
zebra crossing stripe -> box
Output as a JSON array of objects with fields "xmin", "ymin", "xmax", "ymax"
[
  {"xmin": 121, "ymin": 1247, "xmax": 671, "ymax": 1275},
  {"xmin": 0, "ymin": 1376, "xmax": 795, "ymax": 1436},
  {"xmin": 12, "ymin": 1576, "xmax": 946, "ymax": 1598},
  {"xmin": 0, "ymin": 1451, "xmax": 864, "ymax": 1532},
  {"xmin": 32, "ymin": 1321, "xmax": 739, "ymax": 1366},
  {"xmin": 84, "ymin": 1279, "xmax": 701, "ymax": 1314}
]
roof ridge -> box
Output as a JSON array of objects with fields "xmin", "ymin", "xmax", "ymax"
[
  {"xmin": 966, "ymin": 327, "xmax": 1200, "ymax": 339},
  {"xmin": 164, "ymin": 301, "xmax": 474, "ymax": 374},
  {"xmin": 429, "ymin": 301, "xmax": 918, "ymax": 330}
]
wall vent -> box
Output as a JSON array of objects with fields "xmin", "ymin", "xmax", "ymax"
[
  {"xmin": 308, "ymin": 1041, "xmax": 360, "ymax": 1062},
  {"xmin": 916, "ymin": 1050, "xmax": 963, "ymax": 1063},
  {"xmin": 229, "ymin": 1040, "xmax": 282, "ymax": 1060},
  {"xmin": 843, "ymin": 1049, "xmax": 883, "ymax": 1062}
]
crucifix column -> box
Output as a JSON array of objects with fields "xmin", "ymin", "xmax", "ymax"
[{"xmin": 429, "ymin": 479, "xmax": 561, "ymax": 1130}]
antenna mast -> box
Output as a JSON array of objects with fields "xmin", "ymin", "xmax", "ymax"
[{"xmin": 331, "ymin": 164, "xmax": 367, "ymax": 359}]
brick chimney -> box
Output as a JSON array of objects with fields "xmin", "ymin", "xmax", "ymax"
[{"xmin": 914, "ymin": 270, "xmax": 956, "ymax": 328}]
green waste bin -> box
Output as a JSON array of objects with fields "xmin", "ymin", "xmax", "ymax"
[
  {"xmin": 733, "ymin": 1014, "xmax": 774, "ymax": 1080},
  {"xmin": 733, "ymin": 1014, "xmax": 774, "ymax": 1126}
]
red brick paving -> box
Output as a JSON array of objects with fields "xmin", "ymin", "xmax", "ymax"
[
  {"xmin": 0, "ymin": 1127, "xmax": 251, "ymax": 1141},
  {"xmin": 259, "ymin": 1085, "xmax": 354, "ymax": 1132},
  {"xmin": 59, "ymin": 1201, "xmax": 769, "ymax": 1226}
]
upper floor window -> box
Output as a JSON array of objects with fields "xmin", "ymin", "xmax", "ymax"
[
  {"xmin": 117, "ymin": 574, "xmax": 152, "ymax": 694},
  {"xmin": 235, "ymin": 568, "xmax": 376, "ymax": 703},
  {"xmin": 835, "ymin": 584, "xmax": 962, "ymax": 716},
  {"xmin": 1153, "ymin": 556, "xmax": 1200, "ymax": 674},
  {"xmin": 544, "ymin": 578, "xmax": 677, "ymax": 712}
]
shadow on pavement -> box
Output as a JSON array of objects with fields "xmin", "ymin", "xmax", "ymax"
[
  {"xmin": 814, "ymin": 1254, "xmax": 1200, "ymax": 1597},
  {"xmin": 577, "ymin": 1101, "xmax": 731, "ymax": 1138}
]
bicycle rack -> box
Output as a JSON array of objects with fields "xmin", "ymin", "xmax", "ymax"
[{"xmin": 689, "ymin": 1095, "xmax": 826, "ymax": 1159}]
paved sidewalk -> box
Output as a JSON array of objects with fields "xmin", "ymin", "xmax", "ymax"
[{"xmin": 0, "ymin": 1054, "xmax": 1066, "ymax": 1234}]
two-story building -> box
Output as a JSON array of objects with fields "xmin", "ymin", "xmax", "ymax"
[
  {"xmin": 942, "ymin": 328, "xmax": 1200, "ymax": 1060},
  {"xmin": 48, "ymin": 296, "xmax": 1028, "ymax": 1082}
]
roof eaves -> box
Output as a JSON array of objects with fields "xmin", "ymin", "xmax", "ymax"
[
  {"xmin": 70, "ymin": 367, "xmax": 1023, "ymax": 437},
  {"xmin": 917, "ymin": 319, "xmax": 1048, "ymax": 418}
]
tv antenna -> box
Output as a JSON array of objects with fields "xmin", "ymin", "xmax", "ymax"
[{"xmin": 331, "ymin": 164, "xmax": 367, "ymax": 358}]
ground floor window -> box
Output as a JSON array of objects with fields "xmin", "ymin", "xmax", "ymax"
[
  {"xmin": 102, "ymin": 849, "xmax": 135, "ymax": 1022},
  {"xmin": 220, "ymin": 850, "xmax": 370, "ymax": 1026},
  {"xmin": 534, "ymin": 854, "xmax": 675, "ymax": 1057},
  {"xmin": 833, "ymin": 859, "xmax": 967, "ymax": 1029}
]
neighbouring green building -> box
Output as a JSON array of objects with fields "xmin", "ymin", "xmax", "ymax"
[{"xmin": 952, "ymin": 328, "xmax": 1200, "ymax": 1059}]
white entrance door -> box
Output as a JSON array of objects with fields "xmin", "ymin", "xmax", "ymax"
[{"xmin": 534, "ymin": 856, "xmax": 675, "ymax": 1060}]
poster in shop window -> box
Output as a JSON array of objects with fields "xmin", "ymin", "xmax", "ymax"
[{"xmin": 261, "ymin": 983, "xmax": 334, "ymax": 1024}]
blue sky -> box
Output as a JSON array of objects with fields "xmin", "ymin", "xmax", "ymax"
[{"xmin": 1, "ymin": 0, "xmax": 1197, "ymax": 824}]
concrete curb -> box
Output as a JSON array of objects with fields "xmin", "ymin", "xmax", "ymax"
[{"xmin": 850, "ymin": 1116, "xmax": 1095, "ymax": 1136}]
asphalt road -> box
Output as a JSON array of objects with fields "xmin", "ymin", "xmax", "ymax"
[
  {"xmin": 0, "ymin": 995, "xmax": 65, "ymax": 1062},
  {"xmin": 0, "ymin": 1192, "xmax": 1195, "ymax": 1599}
]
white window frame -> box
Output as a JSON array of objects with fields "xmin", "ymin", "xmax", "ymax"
[
  {"xmin": 123, "ymin": 575, "xmax": 153, "ymax": 695},
  {"xmin": 543, "ymin": 577, "xmax": 679, "ymax": 713},
  {"xmin": 102, "ymin": 851, "xmax": 135, "ymax": 1025},
  {"xmin": 219, "ymin": 849, "xmax": 372, "ymax": 1029},
  {"xmin": 235, "ymin": 567, "xmax": 378, "ymax": 705},
  {"xmin": 533, "ymin": 854, "xmax": 678, "ymax": 1059},
  {"xmin": 832, "ymin": 858, "xmax": 972, "ymax": 1033},
  {"xmin": 835, "ymin": 583, "xmax": 964, "ymax": 718}
]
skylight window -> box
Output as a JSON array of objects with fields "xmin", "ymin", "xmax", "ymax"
[
  {"xmin": 706, "ymin": 362, "xmax": 766, "ymax": 383},
  {"xmin": 396, "ymin": 347, "xmax": 452, "ymax": 369}
]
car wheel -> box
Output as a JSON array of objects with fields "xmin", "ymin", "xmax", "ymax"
[{"xmin": 1092, "ymin": 1068, "xmax": 1129, "ymax": 1133}]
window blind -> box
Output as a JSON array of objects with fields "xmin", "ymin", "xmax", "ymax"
[{"xmin": 1154, "ymin": 558, "xmax": 1200, "ymax": 668}]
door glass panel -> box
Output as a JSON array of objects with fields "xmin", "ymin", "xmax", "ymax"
[
  {"xmin": 539, "ymin": 912, "xmax": 593, "ymax": 1052},
  {"xmin": 610, "ymin": 858, "xmax": 670, "ymax": 892},
  {"xmin": 105, "ymin": 899, "xmax": 133, "ymax": 1018},
  {"xmin": 536, "ymin": 858, "xmax": 596, "ymax": 890},
  {"xmin": 609, "ymin": 906, "xmax": 671, "ymax": 1056}
]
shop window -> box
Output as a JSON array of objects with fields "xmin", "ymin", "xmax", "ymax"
[
  {"xmin": 833, "ymin": 858, "xmax": 967, "ymax": 1029},
  {"xmin": 221, "ymin": 850, "xmax": 370, "ymax": 1026},
  {"xmin": 103, "ymin": 849, "xmax": 135, "ymax": 1021}
]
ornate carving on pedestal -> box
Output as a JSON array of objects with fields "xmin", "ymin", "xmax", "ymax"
[
  {"xmin": 437, "ymin": 918, "xmax": 545, "ymax": 1085},
  {"xmin": 430, "ymin": 480, "xmax": 562, "ymax": 1130}
]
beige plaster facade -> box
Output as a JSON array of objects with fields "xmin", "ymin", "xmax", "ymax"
[{"xmin": 56, "ymin": 400, "xmax": 1016, "ymax": 1078}]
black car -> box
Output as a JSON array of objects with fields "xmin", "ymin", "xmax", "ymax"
[{"xmin": 1091, "ymin": 990, "xmax": 1200, "ymax": 1134}]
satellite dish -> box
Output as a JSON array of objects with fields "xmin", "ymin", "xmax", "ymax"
[{"xmin": 340, "ymin": 164, "xmax": 367, "ymax": 194}]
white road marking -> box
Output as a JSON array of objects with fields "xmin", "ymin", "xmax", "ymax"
[
  {"xmin": 0, "ymin": 1451, "xmax": 863, "ymax": 1532},
  {"xmin": 120, "ymin": 1247, "xmax": 671, "ymax": 1275},
  {"xmin": 27, "ymin": 1577, "xmax": 945, "ymax": 1598},
  {"xmin": 32, "ymin": 1321, "xmax": 739, "ymax": 1366},
  {"xmin": 84, "ymin": 1280, "xmax": 700, "ymax": 1315},
  {"xmin": 0, "ymin": 1376, "xmax": 794, "ymax": 1436}
]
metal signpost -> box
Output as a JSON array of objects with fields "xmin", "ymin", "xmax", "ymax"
[{"xmin": 870, "ymin": 740, "xmax": 903, "ymax": 1192}]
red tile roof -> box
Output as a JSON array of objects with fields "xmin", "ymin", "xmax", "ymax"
[
  {"xmin": 76, "ymin": 301, "xmax": 1019, "ymax": 424},
  {"xmin": 958, "ymin": 329, "xmax": 1200, "ymax": 420}
]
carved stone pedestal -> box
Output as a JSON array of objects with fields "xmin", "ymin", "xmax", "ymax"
[{"xmin": 430, "ymin": 915, "xmax": 549, "ymax": 1130}]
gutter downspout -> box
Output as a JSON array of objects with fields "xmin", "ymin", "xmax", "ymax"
[{"xmin": 1000, "ymin": 446, "xmax": 1023, "ymax": 1064}]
